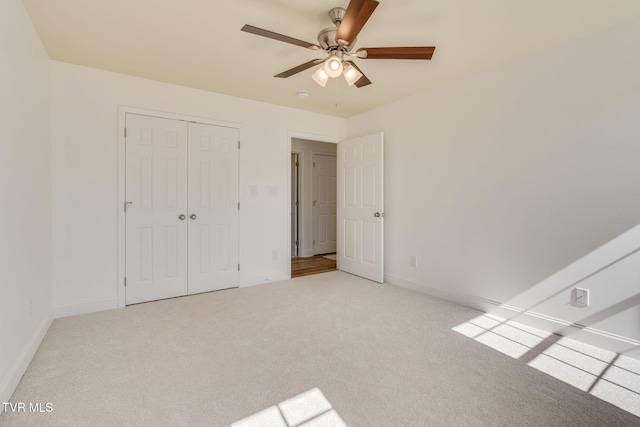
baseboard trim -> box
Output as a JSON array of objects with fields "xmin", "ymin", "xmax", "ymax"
[
  {"xmin": 385, "ymin": 273, "xmax": 640, "ymax": 354},
  {"xmin": 386, "ymin": 273, "xmax": 499, "ymax": 310},
  {"xmin": 54, "ymin": 297, "xmax": 118, "ymax": 319},
  {"xmin": 0, "ymin": 310, "xmax": 53, "ymax": 412},
  {"xmin": 240, "ymin": 273, "xmax": 292, "ymax": 288}
]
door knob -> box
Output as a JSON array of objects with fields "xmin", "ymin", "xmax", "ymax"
[
  {"xmin": 190, "ymin": 214, "xmax": 197, "ymax": 220},
  {"xmin": 374, "ymin": 212, "xmax": 381, "ymax": 217},
  {"xmin": 178, "ymin": 214, "xmax": 186, "ymax": 220}
]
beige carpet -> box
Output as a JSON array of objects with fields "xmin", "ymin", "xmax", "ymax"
[{"xmin": 1, "ymin": 271, "xmax": 638, "ymax": 426}]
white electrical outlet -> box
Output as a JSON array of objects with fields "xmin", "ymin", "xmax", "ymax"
[
  {"xmin": 410, "ymin": 255, "xmax": 417, "ymax": 268},
  {"xmin": 572, "ymin": 288, "xmax": 589, "ymax": 308}
]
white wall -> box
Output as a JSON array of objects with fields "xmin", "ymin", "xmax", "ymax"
[
  {"xmin": 0, "ymin": 0, "xmax": 53, "ymax": 407},
  {"xmin": 347, "ymin": 18, "xmax": 640, "ymax": 356},
  {"xmin": 291, "ymin": 138, "xmax": 337, "ymax": 257},
  {"xmin": 51, "ymin": 62, "xmax": 345, "ymax": 316}
]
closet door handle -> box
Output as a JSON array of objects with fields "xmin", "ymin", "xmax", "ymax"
[
  {"xmin": 178, "ymin": 214, "xmax": 186, "ymax": 220},
  {"xmin": 190, "ymin": 214, "xmax": 197, "ymax": 220}
]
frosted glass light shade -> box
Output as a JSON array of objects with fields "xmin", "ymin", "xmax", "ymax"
[
  {"xmin": 323, "ymin": 56, "xmax": 343, "ymax": 78},
  {"xmin": 343, "ymin": 63, "xmax": 363, "ymax": 87},
  {"xmin": 312, "ymin": 68, "xmax": 329, "ymax": 87}
]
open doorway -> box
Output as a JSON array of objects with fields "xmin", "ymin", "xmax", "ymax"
[{"xmin": 291, "ymin": 137, "xmax": 337, "ymax": 278}]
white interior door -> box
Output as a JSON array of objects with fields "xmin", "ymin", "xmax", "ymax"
[
  {"xmin": 337, "ymin": 132, "xmax": 384, "ymax": 282},
  {"xmin": 187, "ymin": 122, "xmax": 239, "ymax": 294},
  {"xmin": 125, "ymin": 114, "xmax": 188, "ymax": 304},
  {"xmin": 313, "ymin": 154, "xmax": 337, "ymax": 255}
]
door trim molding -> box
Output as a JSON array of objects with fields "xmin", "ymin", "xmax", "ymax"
[
  {"xmin": 291, "ymin": 152, "xmax": 301, "ymax": 258},
  {"xmin": 117, "ymin": 106, "xmax": 242, "ymax": 308}
]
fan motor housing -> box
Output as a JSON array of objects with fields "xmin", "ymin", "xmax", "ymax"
[
  {"xmin": 317, "ymin": 27, "xmax": 356, "ymax": 52},
  {"xmin": 317, "ymin": 7, "xmax": 356, "ymax": 52}
]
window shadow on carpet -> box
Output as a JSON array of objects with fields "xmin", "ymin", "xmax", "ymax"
[
  {"xmin": 230, "ymin": 388, "xmax": 347, "ymax": 427},
  {"xmin": 453, "ymin": 314, "xmax": 640, "ymax": 416}
]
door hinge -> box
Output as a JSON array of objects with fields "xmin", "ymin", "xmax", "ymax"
[
  {"xmin": 295, "ymin": 201, "xmax": 299, "ymax": 207},
  {"xmin": 124, "ymin": 128, "xmax": 127, "ymax": 138},
  {"xmin": 237, "ymin": 264, "xmax": 240, "ymax": 271},
  {"xmin": 313, "ymin": 161, "xmax": 316, "ymax": 167},
  {"xmin": 237, "ymin": 202, "xmax": 240, "ymax": 210},
  {"xmin": 295, "ymin": 240, "xmax": 299, "ymax": 247},
  {"xmin": 313, "ymin": 240, "xmax": 315, "ymax": 245},
  {"xmin": 296, "ymin": 161, "xmax": 299, "ymax": 167},
  {"xmin": 238, "ymin": 140, "xmax": 240, "ymax": 149},
  {"xmin": 124, "ymin": 277, "xmax": 127, "ymax": 287}
]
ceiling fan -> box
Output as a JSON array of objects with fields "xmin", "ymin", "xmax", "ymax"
[{"xmin": 241, "ymin": 0, "xmax": 435, "ymax": 88}]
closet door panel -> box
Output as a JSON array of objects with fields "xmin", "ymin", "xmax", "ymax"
[
  {"xmin": 125, "ymin": 114, "xmax": 188, "ymax": 304},
  {"xmin": 187, "ymin": 123, "xmax": 239, "ymax": 294}
]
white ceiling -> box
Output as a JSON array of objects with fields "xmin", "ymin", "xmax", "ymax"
[{"xmin": 22, "ymin": 0, "xmax": 640, "ymax": 118}]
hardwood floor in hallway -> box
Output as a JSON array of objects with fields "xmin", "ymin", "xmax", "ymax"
[{"xmin": 291, "ymin": 254, "xmax": 337, "ymax": 278}]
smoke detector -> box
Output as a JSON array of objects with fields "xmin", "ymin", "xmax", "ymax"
[{"xmin": 297, "ymin": 90, "xmax": 310, "ymax": 99}]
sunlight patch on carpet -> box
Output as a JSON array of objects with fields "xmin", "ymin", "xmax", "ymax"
[
  {"xmin": 453, "ymin": 315, "xmax": 640, "ymax": 417},
  {"xmin": 529, "ymin": 338, "xmax": 640, "ymax": 416},
  {"xmin": 230, "ymin": 388, "xmax": 347, "ymax": 427},
  {"xmin": 452, "ymin": 313, "xmax": 551, "ymax": 358}
]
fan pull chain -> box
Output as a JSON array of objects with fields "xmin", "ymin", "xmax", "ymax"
[{"xmin": 334, "ymin": 77, "xmax": 340, "ymax": 109}]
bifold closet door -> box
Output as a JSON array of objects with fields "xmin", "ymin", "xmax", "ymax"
[
  {"xmin": 125, "ymin": 115, "xmax": 239, "ymax": 304},
  {"xmin": 125, "ymin": 114, "xmax": 189, "ymax": 304},
  {"xmin": 187, "ymin": 122, "xmax": 239, "ymax": 294}
]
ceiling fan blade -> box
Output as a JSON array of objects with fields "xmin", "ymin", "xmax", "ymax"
[
  {"xmin": 357, "ymin": 46, "xmax": 436, "ymax": 60},
  {"xmin": 335, "ymin": 0, "xmax": 380, "ymax": 47},
  {"xmin": 274, "ymin": 59, "xmax": 325, "ymax": 78},
  {"xmin": 345, "ymin": 61, "xmax": 372, "ymax": 88},
  {"xmin": 241, "ymin": 24, "xmax": 321, "ymax": 50}
]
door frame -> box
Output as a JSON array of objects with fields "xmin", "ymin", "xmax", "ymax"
[
  {"xmin": 291, "ymin": 152, "xmax": 302, "ymax": 257},
  {"xmin": 295, "ymin": 147, "xmax": 337, "ymax": 258},
  {"xmin": 117, "ymin": 106, "xmax": 241, "ymax": 308},
  {"xmin": 287, "ymin": 131, "xmax": 340, "ymax": 278}
]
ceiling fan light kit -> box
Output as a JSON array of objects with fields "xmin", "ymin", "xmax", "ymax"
[
  {"xmin": 324, "ymin": 52, "xmax": 344, "ymax": 78},
  {"xmin": 312, "ymin": 68, "xmax": 330, "ymax": 87},
  {"xmin": 343, "ymin": 62, "xmax": 363, "ymax": 87},
  {"xmin": 241, "ymin": 0, "xmax": 435, "ymax": 89}
]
